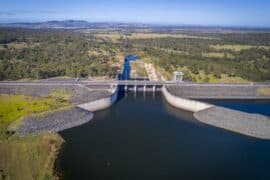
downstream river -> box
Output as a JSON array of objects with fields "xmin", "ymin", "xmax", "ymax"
[
  {"xmin": 121, "ymin": 55, "xmax": 138, "ymax": 80},
  {"xmin": 59, "ymin": 92, "xmax": 270, "ymax": 180}
]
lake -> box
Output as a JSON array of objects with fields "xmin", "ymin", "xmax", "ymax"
[{"xmin": 59, "ymin": 92, "xmax": 270, "ymax": 180}]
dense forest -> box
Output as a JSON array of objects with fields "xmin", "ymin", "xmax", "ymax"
[{"xmin": 0, "ymin": 28, "xmax": 120, "ymax": 80}]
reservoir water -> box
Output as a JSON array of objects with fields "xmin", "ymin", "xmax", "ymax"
[{"xmin": 59, "ymin": 92, "xmax": 270, "ymax": 180}]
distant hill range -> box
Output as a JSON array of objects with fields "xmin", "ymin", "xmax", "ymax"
[
  {"xmin": 0, "ymin": 20, "xmax": 269, "ymax": 32},
  {"xmin": 0, "ymin": 20, "xmax": 149, "ymax": 29}
]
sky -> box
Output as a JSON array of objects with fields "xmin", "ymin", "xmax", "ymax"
[{"xmin": 0, "ymin": 0, "xmax": 270, "ymax": 27}]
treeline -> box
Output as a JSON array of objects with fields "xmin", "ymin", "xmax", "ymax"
[
  {"xmin": 128, "ymin": 33, "xmax": 270, "ymax": 81},
  {"xmin": 0, "ymin": 28, "xmax": 119, "ymax": 80}
]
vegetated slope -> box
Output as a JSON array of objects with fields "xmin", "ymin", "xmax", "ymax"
[{"xmin": 0, "ymin": 28, "xmax": 121, "ymax": 80}]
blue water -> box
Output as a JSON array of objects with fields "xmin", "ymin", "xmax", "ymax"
[
  {"xmin": 204, "ymin": 99, "xmax": 270, "ymax": 116},
  {"xmin": 59, "ymin": 92, "xmax": 270, "ymax": 180},
  {"xmin": 121, "ymin": 55, "xmax": 138, "ymax": 80}
]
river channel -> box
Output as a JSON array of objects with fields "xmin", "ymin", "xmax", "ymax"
[{"xmin": 58, "ymin": 92, "xmax": 270, "ymax": 180}]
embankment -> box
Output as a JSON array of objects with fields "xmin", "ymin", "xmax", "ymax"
[
  {"xmin": 0, "ymin": 83, "xmax": 119, "ymax": 180},
  {"xmin": 77, "ymin": 86, "xmax": 118, "ymax": 112},
  {"xmin": 162, "ymin": 86, "xmax": 270, "ymax": 139},
  {"xmin": 194, "ymin": 106, "xmax": 270, "ymax": 139},
  {"xmin": 161, "ymin": 86, "xmax": 213, "ymax": 112},
  {"xmin": 16, "ymin": 107, "xmax": 93, "ymax": 136},
  {"xmin": 0, "ymin": 84, "xmax": 111, "ymax": 104},
  {"xmin": 0, "ymin": 84, "xmax": 118, "ymax": 135},
  {"xmin": 167, "ymin": 84, "xmax": 270, "ymax": 99}
]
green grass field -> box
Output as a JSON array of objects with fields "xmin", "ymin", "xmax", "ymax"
[
  {"xmin": 0, "ymin": 94, "xmax": 70, "ymax": 140},
  {"xmin": 0, "ymin": 95, "xmax": 58, "ymax": 124},
  {"xmin": 0, "ymin": 93, "xmax": 71, "ymax": 179}
]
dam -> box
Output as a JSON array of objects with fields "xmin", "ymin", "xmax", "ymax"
[
  {"xmin": 59, "ymin": 57, "xmax": 270, "ymax": 178},
  {"xmin": 0, "ymin": 55, "xmax": 270, "ymax": 179},
  {"xmin": 1, "ymin": 52, "xmax": 270, "ymax": 139}
]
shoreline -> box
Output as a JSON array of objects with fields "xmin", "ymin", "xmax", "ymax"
[
  {"xmin": 0, "ymin": 84, "xmax": 118, "ymax": 135},
  {"xmin": 2, "ymin": 84, "xmax": 270, "ymax": 138},
  {"xmin": 162, "ymin": 86, "xmax": 270, "ymax": 140},
  {"xmin": 0, "ymin": 84, "xmax": 118, "ymax": 179}
]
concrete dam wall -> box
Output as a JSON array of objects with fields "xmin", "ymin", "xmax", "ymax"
[
  {"xmin": 161, "ymin": 86, "xmax": 213, "ymax": 112},
  {"xmin": 77, "ymin": 86, "xmax": 118, "ymax": 112}
]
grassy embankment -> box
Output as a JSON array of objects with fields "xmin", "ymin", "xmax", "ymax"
[{"xmin": 0, "ymin": 90, "xmax": 72, "ymax": 180}]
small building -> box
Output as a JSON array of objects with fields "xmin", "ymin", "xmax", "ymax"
[{"xmin": 173, "ymin": 71, "xmax": 184, "ymax": 82}]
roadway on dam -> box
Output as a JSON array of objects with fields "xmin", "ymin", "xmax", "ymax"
[{"xmin": 1, "ymin": 80, "xmax": 269, "ymax": 99}]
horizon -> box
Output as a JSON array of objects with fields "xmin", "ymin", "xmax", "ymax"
[
  {"xmin": 1, "ymin": 0, "xmax": 270, "ymax": 28},
  {"xmin": 2, "ymin": 19, "xmax": 270, "ymax": 29}
]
